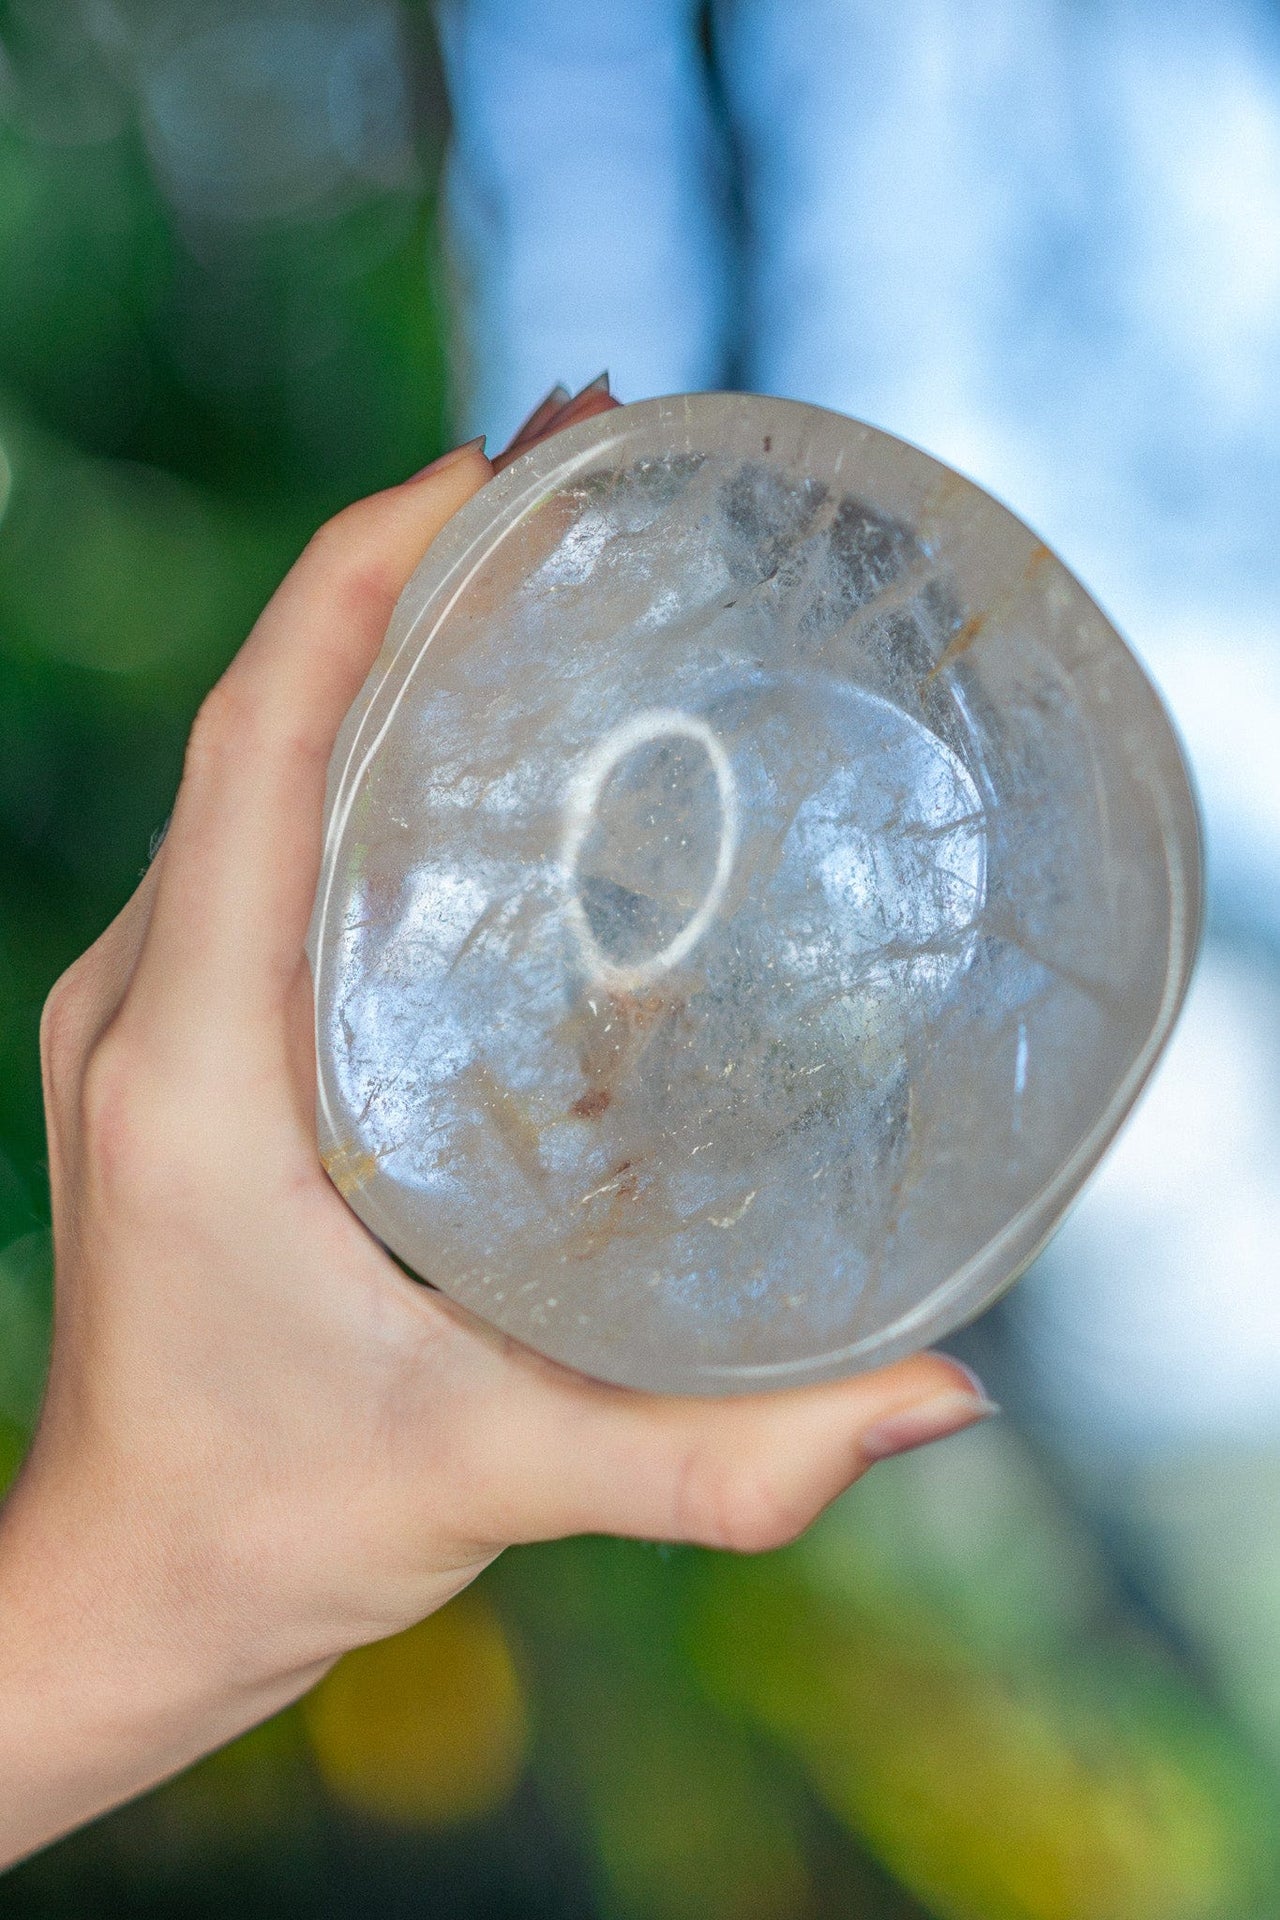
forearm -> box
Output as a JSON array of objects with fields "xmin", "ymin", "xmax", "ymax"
[{"xmin": 0, "ymin": 1455, "xmax": 325, "ymax": 1870}]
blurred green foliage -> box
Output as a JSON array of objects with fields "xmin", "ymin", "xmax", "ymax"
[
  {"xmin": 3, "ymin": 7, "xmax": 1280, "ymax": 1917},
  {"xmin": 0, "ymin": 0, "xmax": 448, "ymax": 1459}
]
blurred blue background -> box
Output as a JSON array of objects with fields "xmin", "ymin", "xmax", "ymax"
[{"xmin": 3, "ymin": 2, "xmax": 1280, "ymax": 1915}]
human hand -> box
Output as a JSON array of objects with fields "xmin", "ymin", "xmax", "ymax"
[{"xmin": 0, "ymin": 383, "xmax": 994, "ymax": 1866}]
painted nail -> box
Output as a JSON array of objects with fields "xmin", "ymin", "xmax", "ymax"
[
  {"xmin": 406, "ymin": 434, "xmax": 486, "ymax": 482},
  {"xmin": 574, "ymin": 370, "xmax": 611, "ymax": 398},
  {"xmin": 860, "ymin": 1389, "xmax": 1000, "ymax": 1466},
  {"xmin": 516, "ymin": 383, "xmax": 570, "ymax": 435},
  {"xmin": 502, "ymin": 386, "xmax": 572, "ymax": 455}
]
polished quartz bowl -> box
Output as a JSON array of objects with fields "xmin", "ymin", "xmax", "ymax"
[{"xmin": 309, "ymin": 394, "xmax": 1201, "ymax": 1394}]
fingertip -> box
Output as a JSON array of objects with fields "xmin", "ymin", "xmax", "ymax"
[
  {"xmin": 372, "ymin": 437, "xmax": 493, "ymax": 556},
  {"xmin": 546, "ymin": 389, "xmax": 621, "ymax": 435},
  {"xmin": 503, "ymin": 384, "xmax": 572, "ymax": 455},
  {"xmin": 920, "ymin": 1350, "xmax": 991, "ymax": 1403},
  {"xmin": 843, "ymin": 1348, "xmax": 988, "ymax": 1408},
  {"xmin": 404, "ymin": 435, "xmax": 491, "ymax": 486},
  {"xmin": 308, "ymin": 439, "xmax": 493, "ymax": 571},
  {"xmin": 858, "ymin": 1391, "xmax": 999, "ymax": 1467}
]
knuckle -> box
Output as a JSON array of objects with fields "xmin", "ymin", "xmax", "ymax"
[
  {"xmin": 299, "ymin": 504, "xmax": 360, "ymax": 569},
  {"xmin": 187, "ymin": 669, "xmax": 329, "ymax": 784},
  {"xmin": 78, "ymin": 1031, "xmax": 140, "ymax": 1153},
  {"xmin": 328, "ymin": 554, "xmax": 400, "ymax": 640},
  {"xmin": 183, "ymin": 678, "xmax": 245, "ymax": 781},
  {"xmin": 78, "ymin": 1028, "xmax": 239, "ymax": 1225},
  {"xmin": 680, "ymin": 1453, "xmax": 810, "ymax": 1555},
  {"xmin": 77, "ymin": 1031, "xmax": 169, "ymax": 1197},
  {"xmin": 39, "ymin": 967, "xmax": 89, "ymax": 1093},
  {"xmin": 301, "ymin": 513, "xmax": 399, "ymax": 625}
]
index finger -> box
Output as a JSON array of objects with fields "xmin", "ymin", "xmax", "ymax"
[{"xmin": 128, "ymin": 442, "xmax": 493, "ymax": 1039}]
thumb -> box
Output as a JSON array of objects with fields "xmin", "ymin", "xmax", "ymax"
[{"xmin": 450, "ymin": 1346, "xmax": 996, "ymax": 1554}]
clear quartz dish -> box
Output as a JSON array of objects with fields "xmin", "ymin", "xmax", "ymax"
[{"xmin": 309, "ymin": 394, "xmax": 1201, "ymax": 1394}]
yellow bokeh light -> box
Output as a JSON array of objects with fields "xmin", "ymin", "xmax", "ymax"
[{"xmin": 303, "ymin": 1587, "xmax": 529, "ymax": 1828}]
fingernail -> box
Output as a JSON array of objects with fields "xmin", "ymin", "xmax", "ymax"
[
  {"xmin": 508, "ymin": 385, "xmax": 571, "ymax": 446},
  {"xmin": 860, "ymin": 1389, "xmax": 999, "ymax": 1466},
  {"xmin": 931, "ymin": 1353, "xmax": 989, "ymax": 1400},
  {"xmin": 575, "ymin": 370, "xmax": 610, "ymax": 398},
  {"xmin": 406, "ymin": 435, "xmax": 487, "ymax": 482}
]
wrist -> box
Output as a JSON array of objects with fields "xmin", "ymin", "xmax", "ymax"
[{"xmin": 0, "ymin": 1431, "xmax": 328, "ymax": 1868}]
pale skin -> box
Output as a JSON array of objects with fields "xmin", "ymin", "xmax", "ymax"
[{"xmin": 0, "ymin": 384, "xmax": 995, "ymax": 1870}]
